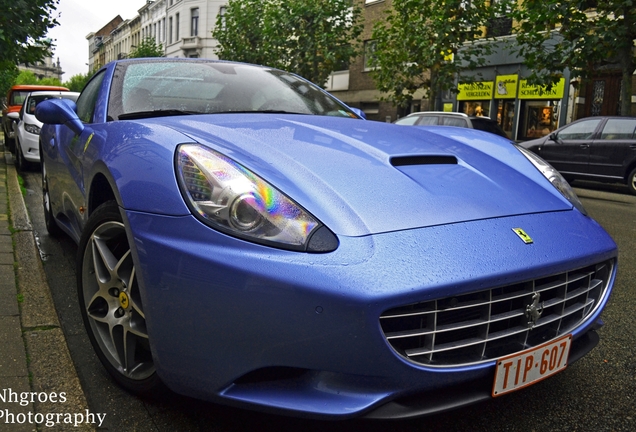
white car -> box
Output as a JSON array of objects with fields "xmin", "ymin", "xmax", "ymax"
[{"xmin": 14, "ymin": 91, "xmax": 80, "ymax": 170}]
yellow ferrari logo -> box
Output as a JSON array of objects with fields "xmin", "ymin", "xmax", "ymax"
[
  {"xmin": 119, "ymin": 292, "xmax": 129, "ymax": 309},
  {"xmin": 512, "ymin": 228, "xmax": 533, "ymax": 244}
]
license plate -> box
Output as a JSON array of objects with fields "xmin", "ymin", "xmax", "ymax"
[{"xmin": 492, "ymin": 334, "xmax": 572, "ymax": 397}]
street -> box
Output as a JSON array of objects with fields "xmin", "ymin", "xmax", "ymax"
[{"xmin": 20, "ymin": 170, "xmax": 636, "ymax": 432}]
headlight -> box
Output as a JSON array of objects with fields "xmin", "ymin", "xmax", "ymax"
[
  {"xmin": 176, "ymin": 144, "xmax": 338, "ymax": 252},
  {"xmin": 24, "ymin": 123, "xmax": 41, "ymax": 135},
  {"xmin": 516, "ymin": 145, "xmax": 587, "ymax": 215}
]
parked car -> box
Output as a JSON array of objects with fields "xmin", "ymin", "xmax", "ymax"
[
  {"xmin": 2, "ymin": 84, "xmax": 69, "ymax": 151},
  {"xmin": 35, "ymin": 58, "xmax": 616, "ymax": 420},
  {"xmin": 394, "ymin": 111, "xmax": 509, "ymax": 138},
  {"xmin": 14, "ymin": 91, "xmax": 80, "ymax": 170},
  {"xmin": 521, "ymin": 116, "xmax": 636, "ymax": 194}
]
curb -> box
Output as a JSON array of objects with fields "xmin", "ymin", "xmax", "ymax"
[{"xmin": 1, "ymin": 148, "xmax": 93, "ymax": 431}]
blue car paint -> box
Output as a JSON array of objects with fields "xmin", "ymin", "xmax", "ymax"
[
  {"xmin": 124, "ymin": 207, "xmax": 615, "ymax": 417},
  {"xmin": 36, "ymin": 58, "xmax": 618, "ymax": 419},
  {"xmin": 45, "ymin": 113, "xmax": 573, "ymax": 240}
]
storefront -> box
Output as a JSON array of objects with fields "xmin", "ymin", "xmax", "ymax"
[
  {"xmin": 516, "ymin": 78, "xmax": 565, "ymax": 141},
  {"xmin": 452, "ymin": 75, "xmax": 567, "ymax": 141},
  {"xmin": 456, "ymin": 81, "xmax": 494, "ymax": 118},
  {"xmin": 493, "ymin": 74, "xmax": 518, "ymax": 138}
]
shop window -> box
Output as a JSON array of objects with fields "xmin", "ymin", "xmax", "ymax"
[
  {"xmin": 459, "ymin": 101, "xmax": 490, "ymax": 117},
  {"xmin": 519, "ymin": 101, "xmax": 560, "ymax": 140}
]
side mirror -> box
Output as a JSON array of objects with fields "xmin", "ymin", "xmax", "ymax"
[
  {"xmin": 548, "ymin": 132, "xmax": 559, "ymax": 142},
  {"xmin": 349, "ymin": 107, "xmax": 366, "ymax": 120},
  {"xmin": 35, "ymin": 98, "xmax": 84, "ymax": 135}
]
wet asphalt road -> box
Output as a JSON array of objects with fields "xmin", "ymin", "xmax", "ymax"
[{"xmin": 20, "ymin": 170, "xmax": 636, "ymax": 432}]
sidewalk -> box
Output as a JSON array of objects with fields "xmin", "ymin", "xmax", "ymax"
[{"xmin": 0, "ymin": 139, "xmax": 92, "ymax": 431}]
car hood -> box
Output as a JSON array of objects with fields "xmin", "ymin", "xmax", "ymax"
[{"xmin": 156, "ymin": 115, "xmax": 572, "ymax": 237}]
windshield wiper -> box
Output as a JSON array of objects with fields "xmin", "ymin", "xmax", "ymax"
[{"xmin": 118, "ymin": 109, "xmax": 198, "ymax": 120}]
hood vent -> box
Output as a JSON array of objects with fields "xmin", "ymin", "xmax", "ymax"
[{"xmin": 390, "ymin": 155, "xmax": 457, "ymax": 167}]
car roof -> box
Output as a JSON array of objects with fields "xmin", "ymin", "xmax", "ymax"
[
  {"xmin": 8, "ymin": 85, "xmax": 69, "ymax": 92},
  {"xmin": 406, "ymin": 111, "xmax": 469, "ymax": 118},
  {"xmin": 25, "ymin": 90, "xmax": 79, "ymax": 98}
]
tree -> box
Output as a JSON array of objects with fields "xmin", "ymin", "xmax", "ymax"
[
  {"xmin": 0, "ymin": 62, "xmax": 19, "ymax": 98},
  {"xmin": 64, "ymin": 72, "xmax": 93, "ymax": 92},
  {"xmin": 128, "ymin": 37, "xmax": 164, "ymax": 58},
  {"xmin": 510, "ymin": 0, "xmax": 636, "ymax": 116},
  {"xmin": 0, "ymin": 0, "xmax": 59, "ymax": 65},
  {"xmin": 213, "ymin": 0, "xmax": 363, "ymax": 86},
  {"xmin": 371, "ymin": 0, "xmax": 499, "ymax": 111}
]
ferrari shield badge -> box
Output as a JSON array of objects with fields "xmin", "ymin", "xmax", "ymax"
[{"xmin": 512, "ymin": 228, "xmax": 533, "ymax": 244}]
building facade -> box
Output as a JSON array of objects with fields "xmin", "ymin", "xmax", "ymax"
[
  {"xmin": 87, "ymin": 0, "xmax": 227, "ymax": 73},
  {"xmin": 19, "ymin": 56, "xmax": 64, "ymax": 81}
]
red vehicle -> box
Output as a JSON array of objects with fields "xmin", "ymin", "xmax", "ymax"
[{"xmin": 2, "ymin": 84, "xmax": 69, "ymax": 151}]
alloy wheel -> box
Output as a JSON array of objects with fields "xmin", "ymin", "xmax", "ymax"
[{"xmin": 80, "ymin": 219, "xmax": 155, "ymax": 381}]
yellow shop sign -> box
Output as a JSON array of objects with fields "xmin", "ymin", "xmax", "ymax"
[
  {"xmin": 494, "ymin": 75, "xmax": 518, "ymax": 99},
  {"xmin": 457, "ymin": 81, "xmax": 494, "ymax": 101},
  {"xmin": 518, "ymin": 78, "xmax": 565, "ymax": 100}
]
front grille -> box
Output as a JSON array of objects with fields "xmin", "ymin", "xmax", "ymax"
[{"xmin": 380, "ymin": 260, "xmax": 614, "ymax": 367}]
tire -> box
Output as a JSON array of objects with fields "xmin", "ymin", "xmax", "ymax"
[
  {"xmin": 628, "ymin": 168, "xmax": 636, "ymax": 195},
  {"xmin": 77, "ymin": 201, "xmax": 163, "ymax": 395},
  {"xmin": 15, "ymin": 140, "xmax": 31, "ymax": 171},
  {"xmin": 41, "ymin": 156, "xmax": 63, "ymax": 237}
]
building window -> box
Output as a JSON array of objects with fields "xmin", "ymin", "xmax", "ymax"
[
  {"xmin": 219, "ymin": 6, "xmax": 227, "ymax": 28},
  {"xmin": 363, "ymin": 40, "xmax": 378, "ymax": 71},
  {"xmin": 169, "ymin": 17, "xmax": 173, "ymax": 44},
  {"xmin": 176, "ymin": 13, "xmax": 180, "ymax": 40},
  {"xmin": 191, "ymin": 8, "xmax": 199, "ymax": 37},
  {"xmin": 486, "ymin": 0, "xmax": 513, "ymax": 37}
]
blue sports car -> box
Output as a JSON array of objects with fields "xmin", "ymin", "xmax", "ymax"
[{"xmin": 36, "ymin": 58, "xmax": 617, "ymax": 419}]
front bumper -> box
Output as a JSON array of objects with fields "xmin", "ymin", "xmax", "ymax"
[
  {"xmin": 124, "ymin": 208, "xmax": 617, "ymax": 418},
  {"xmin": 18, "ymin": 131, "xmax": 40, "ymax": 162}
]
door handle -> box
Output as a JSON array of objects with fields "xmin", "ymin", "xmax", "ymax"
[{"xmin": 579, "ymin": 144, "xmax": 590, "ymax": 149}]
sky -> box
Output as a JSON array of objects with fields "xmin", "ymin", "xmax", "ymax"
[{"xmin": 47, "ymin": 0, "xmax": 146, "ymax": 80}]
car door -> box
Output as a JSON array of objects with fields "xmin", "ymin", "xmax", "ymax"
[
  {"xmin": 588, "ymin": 118, "xmax": 636, "ymax": 179},
  {"xmin": 50, "ymin": 71, "xmax": 107, "ymax": 239},
  {"xmin": 538, "ymin": 118, "xmax": 603, "ymax": 176}
]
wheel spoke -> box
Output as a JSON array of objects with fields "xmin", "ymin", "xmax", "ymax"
[{"xmin": 92, "ymin": 235, "xmax": 120, "ymax": 283}]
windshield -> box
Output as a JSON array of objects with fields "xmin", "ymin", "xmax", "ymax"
[
  {"xmin": 9, "ymin": 91, "xmax": 30, "ymax": 107},
  {"xmin": 110, "ymin": 60, "xmax": 358, "ymax": 120}
]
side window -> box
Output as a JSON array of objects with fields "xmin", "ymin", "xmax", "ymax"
[
  {"xmin": 441, "ymin": 117, "xmax": 467, "ymax": 127},
  {"xmin": 600, "ymin": 119, "xmax": 636, "ymax": 140},
  {"xmin": 416, "ymin": 116, "xmax": 439, "ymax": 125},
  {"xmin": 76, "ymin": 71, "xmax": 106, "ymax": 123},
  {"xmin": 556, "ymin": 119, "xmax": 602, "ymax": 140},
  {"xmin": 394, "ymin": 116, "xmax": 419, "ymax": 125}
]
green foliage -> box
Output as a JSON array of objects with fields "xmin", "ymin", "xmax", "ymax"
[
  {"xmin": 509, "ymin": 0, "xmax": 636, "ymax": 115},
  {"xmin": 15, "ymin": 70, "xmax": 39, "ymax": 85},
  {"xmin": 0, "ymin": 61, "xmax": 19, "ymax": 97},
  {"xmin": 0, "ymin": 0, "xmax": 60, "ymax": 65},
  {"xmin": 63, "ymin": 72, "xmax": 92, "ymax": 92},
  {"xmin": 213, "ymin": 0, "xmax": 363, "ymax": 86},
  {"xmin": 371, "ymin": 0, "xmax": 499, "ymax": 109},
  {"xmin": 129, "ymin": 37, "xmax": 164, "ymax": 58}
]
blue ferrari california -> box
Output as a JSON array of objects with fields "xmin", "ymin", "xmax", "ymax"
[{"xmin": 35, "ymin": 58, "xmax": 617, "ymax": 419}]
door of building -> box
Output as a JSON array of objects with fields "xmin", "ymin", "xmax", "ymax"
[{"xmin": 584, "ymin": 75, "xmax": 622, "ymax": 117}]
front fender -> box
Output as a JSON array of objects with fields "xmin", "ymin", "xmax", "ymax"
[{"xmin": 83, "ymin": 122, "xmax": 192, "ymax": 217}]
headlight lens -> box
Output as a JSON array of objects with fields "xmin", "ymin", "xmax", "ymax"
[
  {"xmin": 176, "ymin": 144, "xmax": 338, "ymax": 252},
  {"xmin": 516, "ymin": 145, "xmax": 587, "ymax": 215},
  {"xmin": 24, "ymin": 123, "xmax": 41, "ymax": 135}
]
